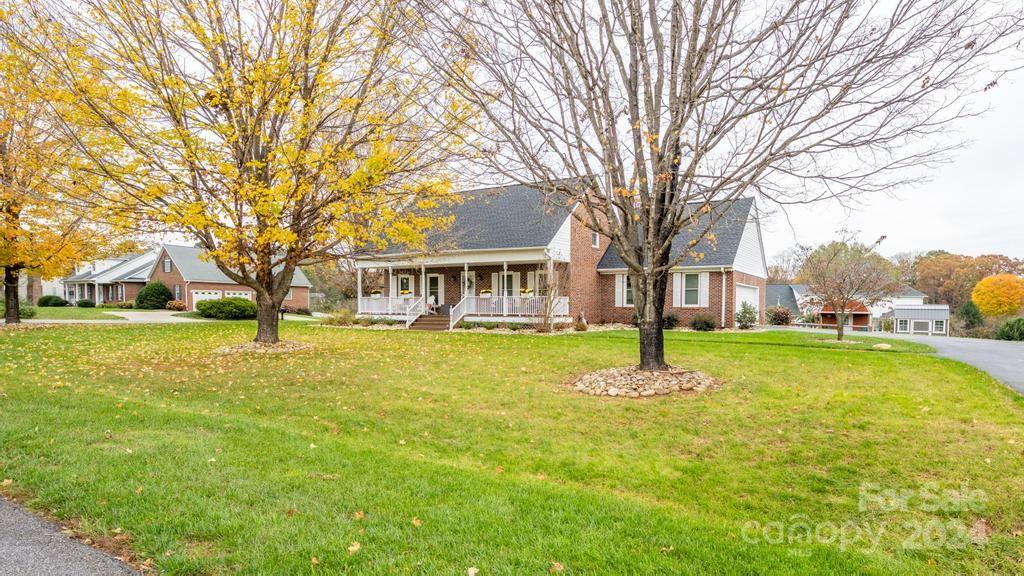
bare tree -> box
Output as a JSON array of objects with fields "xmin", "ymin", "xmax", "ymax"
[
  {"xmin": 768, "ymin": 247, "xmax": 807, "ymax": 284},
  {"xmin": 417, "ymin": 0, "xmax": 1023, "ymax": 369},
  {"xmin": 800, "ymin": 235, "xmax": 902, "ymax": 341}
]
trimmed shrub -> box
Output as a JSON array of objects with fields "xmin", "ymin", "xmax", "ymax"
[
  {"xmin": 136, "ymin": 281, "xmax": 172, "ymax": 310},
  {"xmin": 323, "ymin": 309, "xmax": 355, "ymax": 326},
  {"xmin": 281, "ymin": 305, "xmax": 313, "ymax": 316},
  {"xmin": 196, "ymin": 297, "xmax": 257, "ymax": 320},
  {"xmin": 480, "ymin": 321, "xmax": 498, "ymax": 330},
  {"xmin": 690, "ymin": 313, "xmax": 716, "ymax": 332},
  {"xmin": 996, "ymin": 318, "xmax": 1024, "ymax": 341},
  {"xmin": 37, "ymin": 295, "xmax": 68, "ymax": 307},
  {"xmin": 19, "ymin": 304, "xmax": 37, "ymax": 319},
  {"xmin": 765, "ymin": 306, "xmax": 792, "ymax": 326},
  {"xmin": 76, "ymin": 298, "xmax": 95, "ymax": 308},
  {"xmin": 662, "ymin": 313, "xmax": 679, "ymax": 330},
  {"xmin": 165, "ymin": 300, "xmax": 187, "ymax": 311},
  {"xmin": 574, "ymin": 320, "xmax": 589, "ymax": 332},
  {"xmin": 957, "ymin": 301, "xmax": 984, "ymax": 330},
  {"xmin": 505, "ymin": 323, "xmax": 524, "ymax": 331},
  {"xmin": 118, "ymin": 300, "xmax": 134, "ymax": 309},
  {"xmin": 735, "ymin": 302, "xmax": 758, "ymax": 329}
]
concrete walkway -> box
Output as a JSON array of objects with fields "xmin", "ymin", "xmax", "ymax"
[
  {"xmin": 774, "ymin": 327, "xmax": 1024, "ymax": 394},
  {"xmin": 0, "ymin": 499, "xmax": 137, "ymax": 576}
]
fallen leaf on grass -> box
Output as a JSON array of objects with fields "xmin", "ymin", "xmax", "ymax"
[
  {"xmin": 411, "ymin": 517, "xmax": 422, "ymax": 527},
  {"xmin": 467, "ymin": 568, "xmax": 479, "ymax": 576},
  {"xmin": 1, "ymin": 478, "xmax": 11, "ymax": 488},
  {"xmin": 347, "ymin": 541, "xmax": 361, "ymax": 554},
  {"xmin": 550, "ymin": 561, "xmax": 564, "ymax": 573},
  {"xmin": 352, "ymin": 511, "xmax": 365, "ymax": 521},
  {"xmin": 311, "ymin": 556, "xmax": 319, "ymax": 565}
]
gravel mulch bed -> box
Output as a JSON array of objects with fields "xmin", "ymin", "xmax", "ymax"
[{"xmin": 571, "ymin": 365, "xmax": 719, "ymax": 398}]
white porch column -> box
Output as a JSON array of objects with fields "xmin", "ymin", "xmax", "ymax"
[
  {"xmin": 420, "ymin": 264, "xmax": 426, "ymax": 299},
  {"xmin": 502, "ymin": 261, "xmax": 508, "ymax": 316},
  {"xmin": 356, "ymin": 267, "xmax": 363, "ymax": 312},
  {"xmin": 95, "ymin": 281, "xmax": 102, "ymax": 304},
  {"xmin": 463, "ymin": 263, "xmax": 469, "ymax": 298}
]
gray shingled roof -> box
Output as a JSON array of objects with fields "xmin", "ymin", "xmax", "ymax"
[
  {"xmin": 161, "ymin": 244, "xmax": 312, "ymax": 286},
  {"xmin": 112, "ymin": 261, "xmax": 154, "ymax": 283},
  {"xmin": 63, "ymin": 254, "xmax": 138, "ymax": 282},
  {"xmin": 597, "ymin": 197, "xmax": 755, "ymax": 270},
  {"xmin": 766, "ymin": 284, "xmax": 800, "ymax": 315},
  {"xmin": 381, "ymin": 184, "xmax": 571, "ymax": 255}
]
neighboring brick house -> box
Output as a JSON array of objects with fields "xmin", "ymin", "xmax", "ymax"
[
  {"xmin": 149, "ymin": 244, "xmax": 312, "ymax": 311},
  {"xmin": 354, "ymin": 184, "xmax": 767, "ymax": 330},
  {"xmin": 63, "ymin": 251, "xmax": 157, "ymax": 305}
]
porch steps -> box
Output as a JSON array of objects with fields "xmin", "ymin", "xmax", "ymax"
[{"xmin": 409, "ymin": 314, "xmax": 451, "ymax": 331}]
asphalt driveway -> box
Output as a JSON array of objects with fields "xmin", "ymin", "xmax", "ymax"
[
  {"xmin": 775, "ymin": 327, "xmax": 1024, "ymax": 394},
  {"xmin": 0, "ymin": 498, "xmax": 137, "ymax": 575},
  {"xmin": 917, "ymin": 336, "xmax": 1024, "ymax": 393}
]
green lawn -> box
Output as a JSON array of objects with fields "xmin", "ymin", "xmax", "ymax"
[
  {"xmin": 31, "ymin": 306, "xmax": 122, "ymax": 320},
  {"xmin": 1, "ymin": 324, "xmax": 1022, "ymax": 574}
]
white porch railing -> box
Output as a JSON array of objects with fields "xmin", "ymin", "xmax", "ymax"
[
  {"xmin": 405, "ymin": 296, "xmax": 425, "ymax": 327},
  {"xmin": 449, "ymin": 297, "xmax": 470, "ymax": 330},
  {"xmin": 358, "ymin": 296, "xmax": 421, "ymax": 316},
  {"xmin": 456, "ymin": 296, "xmax": 569, "ymax": 319}
]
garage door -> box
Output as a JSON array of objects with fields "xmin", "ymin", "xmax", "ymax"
[
  {"xmin": 224, "ymin": 290, "xmax": 254, "ymax": 300},
  {"xmin": 912, "ymin": 320, "xmax": 931, "ymax": 335},
  {"xmin": 735, "ymin": 284, "xmax": 760, "ymax": 313},
  {"xmin": 191, "ymin": 290, "xmax": 223, "ymax": 311}
]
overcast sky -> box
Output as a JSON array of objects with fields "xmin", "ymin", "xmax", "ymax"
[{"xmin": 760, "ymin": 74, "xmax": 1024, "ymax": 263}]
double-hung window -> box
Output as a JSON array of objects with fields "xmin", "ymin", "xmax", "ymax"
[
  {"xmin": 162, "ymin": 258, "xmax": 172, "ymax": 273},
  {"xmin": 683, "ymin": 273, "xmax": 700, "ymax": 306},
  {"xmin": 897, "ymin": 319, "xmax": 909, "ymax": 332},
  {"xmin": 624, "ymin": 275, "xmax": 634, "ymax": 306}
]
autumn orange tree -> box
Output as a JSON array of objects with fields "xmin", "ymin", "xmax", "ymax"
[
  {"xmin": 0, "ymin": 5, "xmax": 110, "ymax": 323},
  {"xmin": 915, "ymin": 252, "xmax": 1023, "ymax": 310},
  {"xmin": 22, "ymin": 0, "xmax": 467, "ymax": 342},
  {"xmin": 972, "ymin": 274, "xmax": 1024, "ymax": 318}
]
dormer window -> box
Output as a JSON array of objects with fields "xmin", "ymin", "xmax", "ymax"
[{"xmin": 162, "ymin": 258, "xmax": 172, "ymax": 273}]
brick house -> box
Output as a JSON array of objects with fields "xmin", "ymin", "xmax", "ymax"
[
  {"xmin": 149, "ymin": 244, "xmax": 312, "ymax": 311},
  {"xmin": 63, "ymin": 251, "xmax": 157, "ymax": 305},
  {"xmin": 354, "ymin": 184, "xmax": 767, "ymax": 330}
]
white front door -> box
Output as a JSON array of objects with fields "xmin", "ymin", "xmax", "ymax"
[
  {"xmin": 191, "ymin": 290, "xmax": 223, "ymax": 311},
  {"xmin": 426, "ymin": 274, "xmax": 444, "ymax": 306},
  {"xmin": 461, "ymin": 271, "xmax": 476, "ymax": 298}
]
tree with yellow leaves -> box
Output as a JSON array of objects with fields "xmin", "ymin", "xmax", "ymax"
[
  {"xmin": 972, "ymin": 274, "xmax": 1024, "ymax": 318},
  {"xmin": 0, "ymin": 5, "xmax": 111, "ymax": 323},
  {"xmin": 22, "ymin": 0, "xmax": 468, "ymax": 342}
]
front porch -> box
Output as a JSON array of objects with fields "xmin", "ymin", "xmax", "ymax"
[{"xmin": 354, "ymin": 258, "xmax": 571, "ymax": 330}]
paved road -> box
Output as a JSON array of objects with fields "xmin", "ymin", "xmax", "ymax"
[
  {"xmin": 0, "ymin": 499, "xmax": 137, "ymax": 576},
  {"xmin": 775, "ymin": 327, "xmax": 1024, "ymax": 394}
]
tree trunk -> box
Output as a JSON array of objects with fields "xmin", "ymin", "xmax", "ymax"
[
  {"xmin": 638, "ymin": 316, "xmax": 665, "ymax": 370},
  {"xmin": 255, "ymin": 295, "xmax": 280, "ymax": 343},
  {"xmin": 636, "ymin": 270, "xmax": 669, "ymax": 371},
  {"xmin": 835, "ymin": 313, "xmax": 845, "ymax": 341},
  {"xmin": 4, "ymin": 267, "xmax": 20, "ymax": 324}
]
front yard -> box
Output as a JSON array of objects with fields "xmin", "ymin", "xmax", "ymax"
[{"xmin": 1, "ymin": 324, "xmax": 1022, "ymax": 574}]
